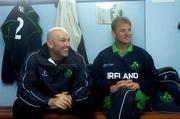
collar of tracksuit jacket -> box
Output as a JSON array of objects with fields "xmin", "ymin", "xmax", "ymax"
[{"xmin": 37, "ymin": 44, "xmax": 77, "ymax": 70}]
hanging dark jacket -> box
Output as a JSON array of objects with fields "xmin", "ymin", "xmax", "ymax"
[{"xmin": 1, "ymin": 1, "xmax": 42, "ymax": 83}]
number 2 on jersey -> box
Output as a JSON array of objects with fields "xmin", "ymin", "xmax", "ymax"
[{"xmin": 15, "ymin": 17, "xmax": 24, "ymax": 40}]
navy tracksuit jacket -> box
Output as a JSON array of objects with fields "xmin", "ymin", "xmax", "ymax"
[{"xmin": 17, "ymin": 44, "xmax": 92, "ymax": 108}]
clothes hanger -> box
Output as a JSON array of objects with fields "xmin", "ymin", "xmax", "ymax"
[
  {"xmin": 17, "ymin": 0, "xmax": 29, "ymax": 6},
  {"xmin": 55, "ymin": 0, "xmax": 59, "ymax": 8}
]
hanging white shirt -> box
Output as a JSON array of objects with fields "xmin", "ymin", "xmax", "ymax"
[{"xmin": 54, "ymin": 0, "xmax": 81, "ymax": 52}]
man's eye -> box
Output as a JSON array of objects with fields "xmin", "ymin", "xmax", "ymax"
[{"xmin": 60, "ymin": 40, "xmax": 66, "ymax": 43}]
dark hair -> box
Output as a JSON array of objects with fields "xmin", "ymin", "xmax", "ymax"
[{"xmin": 111, "ymin": 16, "xmax": 131, "ymax": 32}]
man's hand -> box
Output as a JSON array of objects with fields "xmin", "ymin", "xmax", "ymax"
[
  {"xmin": 110, "ymin": 80, "xmax": 140, "ymax": 93},
  {"xmin": 125, "ymin": 81, "xmax": 140, "ymax": 90},
  {"xmin": 48, "ymin": 92, "xmax": 72, "ymax": 110}
]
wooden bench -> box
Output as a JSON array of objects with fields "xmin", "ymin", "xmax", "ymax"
[
  {"xmin": 1, "ymin": 107, "xmax": 180, "ymax": 119},
  {"xmin": 0, "ymin": 107, "xmax": 79, "ymax": 119},
  {"xmin": 140, "ymin": 112, "xmax": 180, "ymax": 119}
]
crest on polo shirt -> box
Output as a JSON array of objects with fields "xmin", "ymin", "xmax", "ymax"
[{"xmin": 130, "ymin": 61, "xmax": 141, "ymax": 70}]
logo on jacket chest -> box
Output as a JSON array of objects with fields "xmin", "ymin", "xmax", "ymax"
[
  {"xmin": 41, "ymin": 70, "xmax": 48, "ymax": 77},
  {"xmin": 64, "ymin": 69, "xmax": 73, "ymax": 78},
  {"xmin": 107, "ymin": 72, "xmax": 139, "ymax": 80},
  {"xmin": 130, "ymin": 61, "xmax": 141, "ymax": 70}
]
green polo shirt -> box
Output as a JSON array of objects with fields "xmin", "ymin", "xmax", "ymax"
[{"xmin": 112, "ymin": 42, "xmax": 132, "ymax": 57}]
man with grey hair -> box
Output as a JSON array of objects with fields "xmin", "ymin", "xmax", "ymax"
[
  {"xmin": 13, "ymin": 27, "xmax": 93, "ymax": 119},
  {"xmin": 92, "ymin": 16, "xmax": 158, "ymax": 119}
]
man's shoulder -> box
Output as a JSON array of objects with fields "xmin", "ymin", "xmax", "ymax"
[
  {"xmin": 68, "ymin": 49, "xmax": 85, "ymax": 63},
  {"xmin": 69, "ymin": 49, "xmax": 80, "ymax": 57},
  {"xmin": 93, "ymin": 46, "xmax": 112, "ymax": 63},
  {"xmin": 25, "ymin": 49, "xmax": 41, "ymax": 62},
  {"xmin": 133, "ymin": 45, "xmax": 148, "ymax": 54},
  {"xmin": 98, "ymin": 46, "xmax": 112, "ymax": 56},
  {"xmin": 133, "ymin": 45, "xmax": 152, "ymax": 59}
]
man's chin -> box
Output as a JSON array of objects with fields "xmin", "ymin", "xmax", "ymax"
[
  {"xmin": 124, "ymin": 40, "xmax": 131, "ymax": 44},
  {"xmin": 63, "ymin": 53, "xmax": 69, "ymax": 57}
]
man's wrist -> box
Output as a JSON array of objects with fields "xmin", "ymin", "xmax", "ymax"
[{"xmin": 48, "ymin": 98, "xmax": 54, "ymax": 107}]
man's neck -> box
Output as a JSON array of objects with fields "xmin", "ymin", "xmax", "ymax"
[
  {"xmin": 49, "ymin": 51, "xmax": 62, "ymax": 64},
  {"xmin": 116, "ymin": 42, "xmax": 129, "ymax": 52}
]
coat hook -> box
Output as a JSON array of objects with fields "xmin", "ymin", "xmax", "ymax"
[{"xmin": 55, "ymin": 0, "xmax": 59, "ymax": 8}]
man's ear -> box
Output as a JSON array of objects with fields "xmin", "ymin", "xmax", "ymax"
[
  {"xmin": 112, "ymin": 31, "xmax": 116, "ymax": 38},
  {"xmin": 47, "ymin": 40, "xmax": 53, "ymax": 48}
]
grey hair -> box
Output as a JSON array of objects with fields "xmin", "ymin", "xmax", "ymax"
[{"xmin": 111, "ymin": 16, "xmax": 131, "ymax": 32}]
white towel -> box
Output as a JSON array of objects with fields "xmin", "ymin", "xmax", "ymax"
[{"xmin": 54, "ymin": 0, "xmax": 81, "ymax": 52}]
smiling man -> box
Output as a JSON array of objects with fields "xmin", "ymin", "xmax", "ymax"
[
  {"xmin": 13, "ymin": 27, "xmax": 93, "ymax": 119},
  {"xmin": 92, "ymin": 16, "xmax": 158, "ymax": 119}
]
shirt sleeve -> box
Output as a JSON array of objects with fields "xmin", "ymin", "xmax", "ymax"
[
  {"xmin": 135, "ymin": 51, "xmax": 158, "ymax": 96},
  {"xmin": 91, "ymin": 54, "xmax": 111, "ymax": 99},
  {"xmin": 71, "ymin": 54, "xmax": 92, "ymax": 102},
  {"xmin": 17, "ymin": 53, "xmax": 50, "ymax": 108}
]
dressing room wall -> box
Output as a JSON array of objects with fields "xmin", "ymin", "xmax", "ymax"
[{"xmin": 0, "ymin": 0, "xmax": 179, "ymax": 106}]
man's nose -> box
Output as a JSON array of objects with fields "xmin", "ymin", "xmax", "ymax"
[
  {"xmin": 124, "ymin": 30, "xmax": 131, "ymax": 35},
  {"xmin": 65, "ymin": 40, "xmax": 70, "ymax": 47}
]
